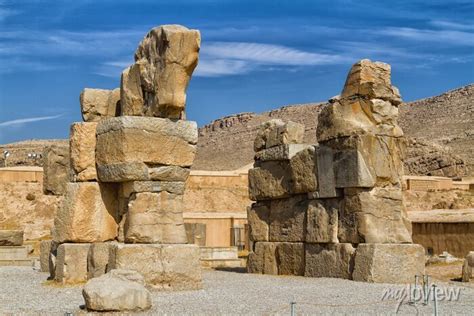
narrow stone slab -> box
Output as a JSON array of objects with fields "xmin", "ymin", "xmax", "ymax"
[
  {"xmin": 0, "ymin": 246, "xmax": 28, "ymax": 260},
  {"xmin": 40, "ymin": 240, "xmax": 52, "ymax": 272},
  {"xmin": 121, "ymin": 181, "xmax": 185, "ymax": 198},
  {"xmin": 70, "ymin": 122, "xmax": 97, "ymax": 181}
]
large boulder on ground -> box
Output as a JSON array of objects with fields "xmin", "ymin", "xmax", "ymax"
[
  {"xmin": 120, "ymin": 25, "xmax": 200, "ymax": 119},
  {"xmin": 0, "ymin": 230, "xmax": 23, "ymax": 246},
  {"xmin": 83, "ymin": 269, "xmax": 152, "ymax": 312}
]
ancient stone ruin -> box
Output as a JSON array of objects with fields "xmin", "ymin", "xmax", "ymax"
[
  {"xmin": 247, "ymin": 59, "xmax": 425, "ymax": 283},
  {"xmin": 41, "ymin": 25, "xmax": 202, "ymax": 308}
]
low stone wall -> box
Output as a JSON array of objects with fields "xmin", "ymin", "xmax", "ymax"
[{"xmin": 0, "ymin": 167, "xmax": 43, "ymax": 183}]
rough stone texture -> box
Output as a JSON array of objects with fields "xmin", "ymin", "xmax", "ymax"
[
  {"xmin": 87, "ymin": 242, "xmax": 114, "ymax": 279},
  {"xmin": 40, "ymin": 240, "xmax": 52, "ymax": 272},
  {"xmin": 255, "ymin": 144, "xmax": 313, "ymax": 162},
  {"xmin": 339, "ymin": 187, "xmax": 412, "ymax": 244},
  {"xmin": 55, "ymin": 243, "xmax": 90, "ymax": 284},
  {"xmin": 96, "ymin": 117, "xmax": 198, "ymax": 182},
  {"xmin": 305, "ymin": 243, "xmax": 356, "ymax": 279},
  {"xmin": 121, "ymin": 25, "xmax": 200, "ymax": 119},
  {"xmin": 83, "ymin": 269, "xmax": 152, "ymax": 312},
  {"xmin": 0, "ymin": 230, "xmax": 23, "ymax": 246},
  {"xmin": 121, "ymin": 181, "xmax": 185, "ymax": 198},
  {"xmin": 314, "ymin": 145, "xmax": 338, "ymax": 198},
  {"xmin": 268, "ymin": 195, "xmax": 307, "ymax": 242},
  {"xmin": 125, "ymin": 192, "xmax": 187, "ymax": 244},
  {"xmin": 462, "ymin": 259, "xmax": 472, "ymax": 282},
  {"xmin": 43, "ymin": 145, "xmax": 69, "ymax": 195},
  {"xmin": 306, "ymin": 199, "xmax": 339, "ymax": 243},
  {"xmin": 70, "ymin": 122, "xmax": 97, "ymax": 181},
  {"xmin": 108, "ymin": 243, "xmax": 202, "ymax": 290},
  {"xmin": 247, "ymin": 203, "xmax": 270, "ymax": 242},
  {"xmin": 96, "ymin": 162, "xmax": 149, "ymax": 182},
  {"xmin": 148, "ymin": 166, "xmax": 190, "ymax": 181},
  {"xmin": 248, "ymin": 242, "xmax": 304, "ymax": 276},
  {"xmin": 53, "ymin": 182, "xmax": 118, "ymax": 243},
  {"xmin": 254, "ymin": 119, "xmax": 305, "ymax": 152},
  {"xmin": 249, "ymin": 146, "xmax": 317, "ymax": 200},
  {"xmin": 80, "ymin": 88, "xmax": 120, "ymax": 122},
  {"xmin": 352, "ymin": 244, "xmax": 425, "ymax": 283}
]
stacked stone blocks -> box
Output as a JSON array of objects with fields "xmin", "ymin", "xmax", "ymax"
[{"xmin": 247, "ymin": 60, "xmax": 425, "ymax": 283}]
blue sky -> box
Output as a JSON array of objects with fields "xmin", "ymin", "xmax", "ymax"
[{"xmin": 0, "ymin": 0, "xmax": 473, "ymax": 144}]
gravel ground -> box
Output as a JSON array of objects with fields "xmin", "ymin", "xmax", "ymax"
[{"xmin": 1, "ymin": 266, "xmax": 473, "ymax": 315}]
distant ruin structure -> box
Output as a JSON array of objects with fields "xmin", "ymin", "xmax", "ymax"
[
  {"xmin": 45, "ymin": 25, "xmax": 203, "ymax": 290},
  {"xmin": 247, "ymin": 59, "xmax": 425, "ymax": 283}
]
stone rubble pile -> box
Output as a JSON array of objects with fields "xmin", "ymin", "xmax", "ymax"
[
  {"xmin": 247, "ymin": 59, "xmax": 425, "ymax": 283},
  {"xmin": 41, "ymin": 25, "xmax": 202, "ymax": 301}
]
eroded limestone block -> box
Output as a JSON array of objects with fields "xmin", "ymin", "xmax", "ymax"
[
  {"xmin": 314, "ymin": 145, "xmax": 338, "ymax": 198},
  {"xmin": 70, "ymin": 122, "xmax": 97, "ymax": 181},
  {"xmin": 462, "ymin": 251, "xmax": 474, "ymax": 282},
  {"xmin": 0, "ymin": 230, "xmax": 23, "ymax": 246},
  {"xmin": 247, "ymin": 203, "xmax": 270, "ymax": 242},
  {"xmin": 83, "ymin": 269, "xmax": 152, "ymax": 312},
  {"xmin": 305, "ymin": 243, "xmax": 355, "ymax": 279},
  {"xmin": 96, "ymin": 117, "xmax": 198, "ymax": 182},
  {"xmin": 55, "ymin": 243, "xmax": 90, "ymax": 284},
  {"xmin": 247, "ymin": 242, "xmax": 304, "ymax": 276},
  {"xmin": 148, "ymin": 165, "xmax": 190, "ymax": 181},
  {"xmin": 255, "ymin": 144, "xmax": 313, "ymax": 161},
  {"xmin": 269, "ymin": 195, "xmax": 307, "ymax": 242},
  {"xmin": 121, "ymin": 25, "xmax": 201, "ymax": 119},
  {"xmin": 121, "ymin": 181, "xmax": 185, "ymax": 198},
  {"xmin": 43, "ymin": 145, "xmax": 70, "ymax": 195},
  {"xmin": 249, "ymin": 146, "xmax": 317, "ymax": 201},
  {"xmin": 53, "ymin": 182, "xmax": 119, "ymax": 243},
  {"xmin": 124, "ymin": 192, "xmax": 187, "ymax": 244},
  {"xmin": 254, "ymin": 119, "xmax": 305, "ymax": 152},
  {"xmin": 87, "ymin": 242, "xmax": 115, "ymax": 279},
  {"xmin": 108, "ymin": 243, "xmax": 202, "ymax": 290},
  {"xmin": 40, "ymin": 240, "xmax": 52, "ymax": 272},
  {"xmin": 352, "ymin": 243, "xmax": 425, "ymax": 283},
  {"xmin": 80, "ymin": 88, "xmax": 120, "ymax": 122},
  {"xmin": 306, "ymin": 199, "xmax": 339, "ymax": 243},
  {"xmin": 339, "ymin": 187, "xmax": 412, "ymax": 244}
]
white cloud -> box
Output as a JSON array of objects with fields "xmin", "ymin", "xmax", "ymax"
[
  {"xmin": 377, "ymin": 27, "xmax": 474, "ymax": 46},
  {"xmin": 0, "ymin": 114, "xmax": 63, "ymax": 127},
  {"xmin": 195, "ymin": 59, "xmax": 250, "ymax": 77},
  {"xmin": 430, "ymin": 20, "xmax": 474, "ymax": 31}
]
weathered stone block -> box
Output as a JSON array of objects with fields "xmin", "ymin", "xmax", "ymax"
[
  {"xmin": 255, "ymin": 144, "xmax": 313, "ymax": 161},
  {"xmin": 0, "ymin": 230, "xmax": 23, "ymax": 246},
  {"xmin": 462, "ymin": 251, "xmax": 474, "ymax": 282},
  {"xmin": 0, "ymin": 246, "xmax": 28, "ymax": 260},
  {"xmin": 70, "ymin": 122, "xmax": 97, "ymax": 181},
  {"xmin": 55, "ymin": 243, "xmax": 90, "ymax": 284},
  {"xmin": 124, "ymin": 192, "xmax": 187, "ymax": 244},
  {"xmin": 121, "ymin": 181, "xmax": 185, "ymax": 198},
  {"xmin": 306, "ymin": 199, "xmax": 339, "ymax": 243},
  {"xmin": 184, "ymin": 223, "xmax": 206, "ymax": 246},
  {"xmin": 40, "ymin": 240, "xmax": 52, "ymax": 272},
  {"xmin": 88, "ymin": 242, "xmax": 115, "ymax": 279},
  {"xmin": 247, "ymin": 242, "xmax": 304, "ymax": 276},
  {"xmin": 247, "ymin": 203, "xmax": 270, "ymax": 242},
  {"xmin": 108, "ymin": 243, "xmax": 202, "ymax": 290},
  {"xmin": 254, "ymin": 119, "xmax": 305, "ymax": 152},
  {"xmin": 148, "ymin": 165, "xmax": 190, "ymax": 181},
  {"xmin": 249, "ymin": 146, "xmax": 317, "ymax": 200},
  {"xmin": 53, "ymin": 182, "xmax": 119, "ymax": 243},
  {"xmin": 315, "ymin": 145, "xmax": 338, "ymax": 198},
  {"xmin": 352, "ymin": 243, "xmax": 425, "ymax": 283},
  {"xmin": 80, "ymin": 88, "xmax": 120, "ymax": 122},
  {"xmin": 339, "ymin": 187, "xmax": 412, "ymax": 244},
  {"xmin": 305, "ymin": 243, "xmax": 355, "ymax": 279},
  {"xmin": 43, "ymin": 145, "xmax": 69, "ymax": 195},
  {"xmin": 96, "ymin": 117, "xmax": 198, "ymax": 182},
  {"xmin": 268, "ymin": 195, "xmax": 307, "ymax": 242}
]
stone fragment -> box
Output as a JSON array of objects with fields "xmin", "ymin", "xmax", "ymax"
[
  {"xmin": 255, "ymin": 144, "xmax": 312, "ymax": 161},
  {"xmin": 97, "ymin": 162, "xmax": 149, "ymax": 182},
  {"xmin": 306, "ymin": 199, "xmax": 339, "ymax": 243},
  {"xmin": 120, "ymin": 25, "xmax": 201, "ymax": 119},
  {"xmin": 83, "ymin": 269, "xmax": 152, "ymax": 312},
  {"xmin": 305, "ymin": 243, "xmax": 355, "ymax": 279},
  {"xmin": 53, "ymin": 182, "xmax": 119, "ymax": 243},
  {"xmin": 96, "ymin": 117, "xmax": 198, "ymax": 181},
  {"xmin": 314, "ymin": 145, "xmax": 338, "ymax": 198},
  {"xmin": 40, "ymin": 240, "xmax": 52, "ymax": 272},
  {"xmin": 269, "ymin": 195, "xmax": 307, "ymax": 242},
  {"xmin": 87, "ymin": 242, "xmax": 114, "ymax": 279},
  {"xmin": 462, "ymin": 251, "xmax": 474, "ymax": 282},
  {"xmin": 55, "ymin": 243, "xmax": 90, "ymax": 284},
  {"xmin": 353, "ymin": 244, "xmax": 425, "ymax": 283},
  {"xmin": 121, "ymin": 181, "xmax": 185, "ymax": 198},
  {"xmin": 249, "ymin": 146, "xmax": 317, "ymax": 200},
  {"xmin": 80, "ymin": 88, "xmax": 120, "ymax": 122},
  {"xmin": 254, "ymin": 119, "xmax": 305, "ymax": 152},
  {"xmin": 148, "ymin": 165, "xmax": 190, "ymax": 181},
  {"xmin": 0, "ymin": 230, "xmax": 23, "ymax": 246},
  {"xmin": 43, "ymin": 145, "xmax": 70, "ymax": 195},
  {"xmin": 70, "ymin": 122, "xmax": 97, "ymax": 181},
  {"xmin": 108, "ymin": 243, "xmax": 202, "ymax": 290},
  {"xmin": 248, "ymin": 242, "xmax": 304, "ymax": 276},
  {"xmin": 124, "ymin": 192, "xmax": 187, "ymax": 244},
  {"xmin": 339, "ymin": 187, "xmax": 412, "ymax": 244},
  {"xmin": 247, "ymin": 203, "xmax": 270, "ymax": 242}
]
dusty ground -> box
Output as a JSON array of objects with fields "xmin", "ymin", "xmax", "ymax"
[{"xmin": 0, "ymin": 266, "xmax": 473, "ymax": 315}]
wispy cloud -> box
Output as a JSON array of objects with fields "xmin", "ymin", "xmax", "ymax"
[
  {"xmin": 0, "ymin": 8, "xmax": 18, "ymax": 21},
  {"xmin": 430, "ymin": 20, "xmax": 474, "ymax": 31},
  {"xmin": 377, "ymin": 27, "xmax": 474, "ymax": 46},
  {"xmin": 0, "ymin": 114, "xmax": 63, "ymax": 127}
]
